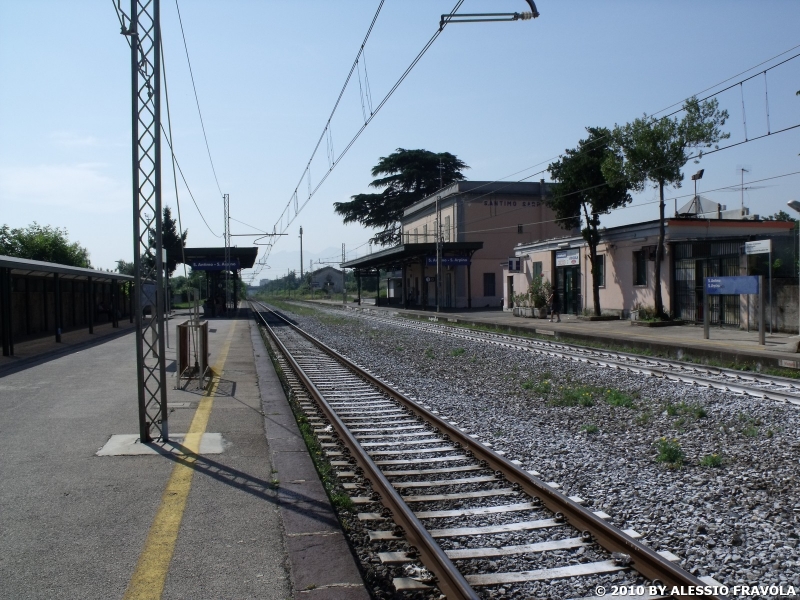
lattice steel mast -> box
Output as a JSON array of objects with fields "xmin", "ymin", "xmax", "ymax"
[
  {"xmin": 124, "ymin": 0, "xmax": 168, "ymax": 442},
  {"xmin": 224, "ymin": 193, "xmax": 231, "ymax": 311}
]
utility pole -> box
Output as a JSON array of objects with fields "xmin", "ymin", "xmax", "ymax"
[
  {"xmin": 124, "ymin": 0, "xmax": 168, "ymax": 443},
  {"xmin": 342, "ymin": 243, "xmax": 346, "ymax": 305},
  {"xmin": 740, "ymin": 168, "xmax": 749, "ymax": 214},
  {"xmin": 436, "ymin": 159, "xmax": 444, "ymax": 312},
  {"xmin": 223, "ymin": 193, "xmax": 231, "ymax": 313},
  {"xmin": 299, "ymin": 226, "xmax": 304, "ymax": 279}
]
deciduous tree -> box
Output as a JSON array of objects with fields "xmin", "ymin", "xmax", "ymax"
[
  {"xmin": 548, "ymin": 127, "xmax": 632, "ymax": 316},
  {"xmin": 605, "ymin": 97, "xmax": 729, "ymax": 318},
  {"xmin": 0, "ymin": 222, "xmax": 91, "ymax": 267}
]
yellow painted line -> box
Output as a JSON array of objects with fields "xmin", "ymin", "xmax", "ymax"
[{"xmin": 123, "ymin": 321, "xmax": 237, "ymax": 600}]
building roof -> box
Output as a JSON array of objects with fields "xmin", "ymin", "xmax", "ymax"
[
  {"xmin": 0, "ymin": 255, "xmax": 134, "ymax": 282},
  {"xmin": 513, "ymin": 218, "xmax": 795, "ymax": 255},
  {"xmin": 342, "ymin": 242, "xmax": 483, "ymax": 270},
  {"xmin": 180, "ymin": 247, "xmax": 259, "ymax": 269},
  {"xmin": 403, "ymin": 180, "xmax": 550, "ymax": 218}
]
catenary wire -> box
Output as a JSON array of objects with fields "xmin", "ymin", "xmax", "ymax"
[{"xmin": 175, "ymin": 0, "xmax": 225, "ymax": 197}]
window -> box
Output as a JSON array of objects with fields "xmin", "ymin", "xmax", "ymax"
[
  {"xmin": 423, "ymin": 225, "xmax": 428, "ymax": 242},
  {"xmin": 594, "ymin": 254, "xmax": 605, "ymax": 287},
  {"xmin": 532, "ymin": 261, "xmax": 543, "ymax": 278},
  {"xmin": 633, "ymin": 250, "xmax": 646, "ymax": 286},
  {"xmin": 483, "ymin": 273, "xmax": 496, "ymax": 297},
  {"xmin": 444, "ymin": 216, "xmax": 451, "ymax": 242},
  {"xmin": 517, "ymin": 224, "xmax": 524, "ymax": 234}
]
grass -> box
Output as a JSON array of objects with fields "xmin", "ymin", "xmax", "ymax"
[
  {"xmin": 450, "ymin": 348, "xmax": 466, "ymax": 357},
  {"xmin": 604, "ymin": 389, "xmax": 636, "ymax": 408},
  {"xmin": 522, "ymin": 377, "xmax": 552, "ymax": 395},
  {"xmin": 700, "ymin": 453, "xmax": 723, "ymax": 467},
  {"xmin": 664, "ymin": 401, "xmax": 707, "ymax": 420},
  {"xmin": 551, "ymin": 385, "xmax": 596, "ymax": 407},
  {"xmin": 581, "ymin": 424, "xmax": 599, "ymax": 434},
  {"xmin": 655, "ymin": 437, "xmax": 684, "ymax": 467},
  {"xmin": 424, "ymin": 348, "xmax": 435, "ymax": 359}
]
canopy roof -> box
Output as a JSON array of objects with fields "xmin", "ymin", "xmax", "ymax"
[
  {"xmin": 341, "ymin": 242, "xmax": 483, "ymax": 271},
  {"xmin": 0, "ymin": 255, "xmax": 133, "ymax": 282}
]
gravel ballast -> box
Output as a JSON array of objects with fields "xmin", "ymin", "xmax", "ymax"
[{"xmin": 268, "ymin": 303, "xmax": 800, "ymax": 598}]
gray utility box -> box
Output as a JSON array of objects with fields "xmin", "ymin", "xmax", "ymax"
[{"xmin": 175, "ymin": 319, "xmax": 210, "ymax": 389}]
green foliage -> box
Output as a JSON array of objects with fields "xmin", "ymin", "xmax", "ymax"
[
  {"xmin": 551, "ymin": 385, "xmax": 596, "ymax": 407},
  {"xmin": 699, "ymin": 453, "xmax": 723, "ymax": 468},
  {"xmin": 655, "ymin": 437, "xmax": 684, "ymax": 466},
  {"xmin": 333, "ymin": 148, "xmax": 469, "ymax": 246},
  {"xmin": 528, "ymin": 274, "xmax": 552, "ymax": 308},
  {"xmin": 144, "ymin": 206, "xmax": 188, "ymax": 276},
  {"xmin": 604, "ymin": 389, "xmax": 636, "ymax": 408},
  {"xmin": 581, "ymin": 423, "xmax": 599, "ymax": 434},
  {"xmin": 605, "ymin": 97, "xmax": 729, "ymax": 317},
  {"xmin": 663, "ymin": 401, "xmax": 707, "ymax": 420},
  {"xmin": 548, "ymin": 127, "xmax": 633, "ymax": 316},
  {"xmin": 0, "ymin": 222, "xmax": 91, "ymax": 267},
  {"xmin": 450, "ymin": 348, "xmax": 466, "ymax": 357},
  {"xmin": 424, "ymin": 347, "xmax": 435, "ymax": 359}
]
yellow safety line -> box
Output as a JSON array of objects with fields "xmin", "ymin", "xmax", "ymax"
[{"xmin": 123, "ymin": 321, "xmax": 237, "ymax": 600}]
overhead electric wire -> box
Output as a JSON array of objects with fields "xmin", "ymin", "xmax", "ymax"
[
  {"xmin": 250, "ymin": 0, "xmax": 466, "ymax": 281},
  {"xmin": 175, "ymin": 0, "xmax": 225, "ymax": 197}
]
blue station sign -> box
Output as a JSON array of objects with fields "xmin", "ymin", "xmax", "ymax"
[
  {"xmin": 426, "ymin": 256, "xmax": 471, "ymax": 266},
  {"xmin": 189, "ymin": 259, "xmax": 240, "ymax": 271},
  {"xmin": 705, "ymin": 276, "xmax": 759, "ymax": 295}
]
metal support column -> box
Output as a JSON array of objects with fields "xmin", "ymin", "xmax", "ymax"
[
  {"xmin": 54, "ymin": 273, "xmax": 62, "ymax": 343},
  {"xmin": 127, "ymin": 0, "xmax": 168, "ymax": 442},
  {"xmin": 111, "ymin": 280, "xmax": 119, "ymax": 328},
  {"xmin": 224, "ymin": 193, "xmax": 231, "ymax": 313},
  {"xmin": 357, "ymin": 271, "xmax": 362, "ymax": 305},
  {"xmin": 758, "ymin": 275, "xmax": 765, "ymax": 345},
  {"xmin": 467, "ymin": 259, "xmax": 473, "ymax": 309},
  {"xmin": 88, "ymin": 276, "xmax": 94, "ymax": 334},
  {"xmin": 402, "ymin": 264, "xmax": 408, "ymax": 309},
  {"xmin": 1, "ymin": 268, "xmax": 12, "ymax": 356}
]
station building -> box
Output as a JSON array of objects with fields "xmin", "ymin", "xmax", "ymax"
[
  {"xmin": 310, "ymin": 266, "xmax": 344, "ymax": 294},
  {"xmin": 505, "ymin": 217, "xmax": 795, "ymax": 328},
  {"xmin": 342, "ymin": 181, "xmax": 571, "ymax": 309}
]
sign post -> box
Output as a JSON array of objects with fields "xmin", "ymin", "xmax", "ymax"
[
  {"xmin": 745, "ymin": 240, "xmax": 772, "ymax": 334},
  {"xmin": 704, "ymin": 275, "xmax": 764, "ymax": 345}
]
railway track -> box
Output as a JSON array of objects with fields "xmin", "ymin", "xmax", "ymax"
[
  {"xmin": 252, "ymin": 300, "xmax": 726, "ymax": 600},
  {"xmin": 344, "ymin": 306, "xmax": 800, "ymax": 407}
]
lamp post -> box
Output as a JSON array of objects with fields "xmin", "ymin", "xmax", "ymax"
[
  {"xmin": 688, "ymin": 169, "xmax": 704, "ymax": 216},
  {"xmin": 787, "ymin": 200, "xmax": 800, "ymax": 335}
]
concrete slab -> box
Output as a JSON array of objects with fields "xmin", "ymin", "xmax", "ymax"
[{"xmin": 96, "ymin": 432, "xmax": 226, "ymax": 456}]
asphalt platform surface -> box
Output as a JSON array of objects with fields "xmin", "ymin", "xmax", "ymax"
[{"xmin": 0, "ymin": 308, "xmax": 367, "ymax": 600}]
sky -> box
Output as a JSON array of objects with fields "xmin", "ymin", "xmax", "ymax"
[{"xmin": 2, "ymin": 1, "xmax": 800, "ymax": 284}]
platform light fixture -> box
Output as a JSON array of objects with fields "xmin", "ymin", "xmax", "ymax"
[{"xmin": 788, "ymin": 200, "xmax": 800, "ymax": 335}]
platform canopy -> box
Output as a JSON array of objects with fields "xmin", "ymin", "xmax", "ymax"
[
  {"xmin": 341, "ymin": 241, "xmax": 483, "ymax": 272},
  {"xmin": 179, "ymin": 247, "xmax": 258, "ymax": 271}
]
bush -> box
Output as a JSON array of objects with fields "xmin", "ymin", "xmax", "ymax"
[
  {"xmin": 699, "ymin": 453, "xmax": 723, "ymax": 467},
  {"xmin": 581, "ymin": 424, "xmax": 599, "ymax": 434},
  {"xmin": 655, "ymin": 437, "xmax": 684, "ymax": 466},
  {"xmin": 529, "ymin": 274, "xmax": 552, "ymax": 309}
]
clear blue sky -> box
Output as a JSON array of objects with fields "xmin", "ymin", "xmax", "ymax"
[{"xmin": 2, "ymin": 1, "xmax": 799, "ymax": 283}]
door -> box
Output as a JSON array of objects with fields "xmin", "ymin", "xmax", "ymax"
[{"xmin": 507, "ymin": 276, "xmax": 514, "ymax": 308}]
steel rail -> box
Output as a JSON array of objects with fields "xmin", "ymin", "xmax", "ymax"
[
  {"xmin": 352, "ymin": 310, "xmax": 800, "ymax": 406},
  {"xmin": 252, "ymin": 301, "xmax": 725, "ymax": 600},
  {"xmin": 252, "ymin": 303, "xmax": 479, "ymax": 600}
]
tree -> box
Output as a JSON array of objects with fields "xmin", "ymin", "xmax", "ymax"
[
  {"xmin": 605, "ymin": 97, "xmax": 729, "ymax": 318},
  {"xmin": 0, "ymin": 222, "xmax": 91, "ymax": 267},
  {"xmin": 116, "ymin": 260, "xmax": 136, "ymax": 276},
  {"xmin": 548, "ymin": 127, "xmax": 632, "ymax": 316},
  {"xmin": 146, "ymin": 206, "xmax": 188, "ymax": 276},
  {"xmin": 334, "ymin": 148, "xmax": 469, "ymax": 246},
  {"xmin": 765, "ymin": 210, "xmax": 797, "ymax": 222}
]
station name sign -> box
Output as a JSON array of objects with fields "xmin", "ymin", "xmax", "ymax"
[
  {"xmin": 744, "ymin": 240, "xmax": 771, "ymax": 255},
  {"xmin": 425, "ymin": 256, "xmax": 470, "ymax": 266},
  {"xmin": 705, "ymin": 276, "xmax": 759, "ymax": 295},
  {"xmin": 189, "ymin": 259, "xmax": 240, "ymax": 271}
]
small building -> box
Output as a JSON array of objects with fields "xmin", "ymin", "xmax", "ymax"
[
  {"xmin": 343, "ymin": 180, "xmax": 572, "ymax": 309},
  {"xmin": 506, "ymin": 218, "xmax": 795, "ymax": 328},
  {"xmin": 311, "ymin": 266, "xmax": 344, "ymax": 294}
]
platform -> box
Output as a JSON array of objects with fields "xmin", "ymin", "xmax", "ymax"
[{"xmin": 0, "ymin": 309, "xmax": 368, "ymax": 599}]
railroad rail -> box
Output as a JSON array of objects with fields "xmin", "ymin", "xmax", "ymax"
[
  {"xmin": 345, "ymin": 306, "xmax": 800, "ymax": 407},
  {"xmin": 251, "ymin": 300, "xmax": 725, "ymax": 600}
]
